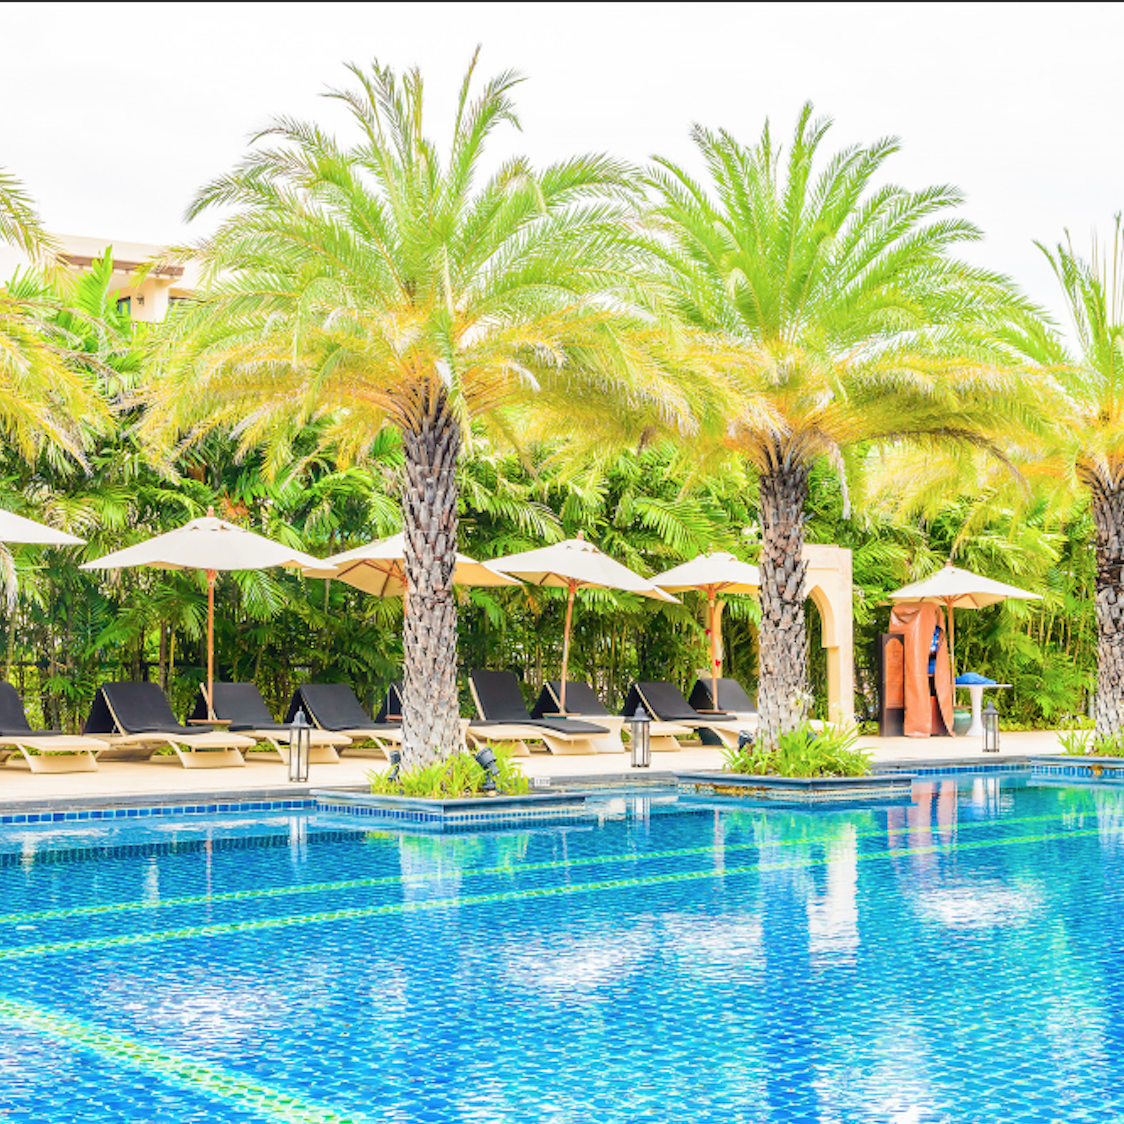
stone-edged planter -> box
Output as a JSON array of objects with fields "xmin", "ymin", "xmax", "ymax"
[
  {"xmin": 311, "ymin": 788, "xmax": 590, "ymax": 831},
  {"xmin": 1030, "ymin": 756, "xmax": 1124, "ymax": 783},
  {"xmin": 674, "ymin": 771, "xmax": 915, "ymax": 805}
]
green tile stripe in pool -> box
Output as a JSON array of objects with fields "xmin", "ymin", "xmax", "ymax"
[
  {"xmin": 0, "ymin": 996, "xmax": 376, "ymax": 1124},
  {"xmin": 1, "ymin": 823, "xmax": 1112, "ymax": 963},
  {"xmin": 0, "ymin": 805, "xmax": 1082, "ymax": 927},
  {"xmin": 2, "ymin": 776, "xmax": 1122, "ymax": 1122}
]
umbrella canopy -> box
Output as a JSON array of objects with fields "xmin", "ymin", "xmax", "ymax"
[
  {"xmin": 84, "ymin": 515, "xmax": 325, "ymax": 572},
  {"xmin": 82, "ymin": 513, "xmax": 332, "ymax": 717},
  {"xmin": 888, "ymin": 563, "xmax": 1039, "ymax": 674},
  {"xmin": 651, "ymin": 553, "xmax": 761, "ymax": 710},
  {"xmin": 301, "ymin": 532, "xmax": 519, "ymax": 596},
  {"xmin": 0, "ymin": 508, "xmax": 85, "ymax": 546},
  {"xmin": 490, "ymin": 535, "xmax": 678, "ymax": 710}
]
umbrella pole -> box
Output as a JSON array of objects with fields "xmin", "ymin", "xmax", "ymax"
[
  {"xmin": 708, "ymin": 588, "xmax": 720, "ymax": 710},
  {"xmin": 946, "ymin": 596, "xmax": 955, "ymax": 680},
  {"xmin": 559, "ymin": 582, "xmax": 577, "ymax": 713},
  {"xmin": 206, "ymin": 569, "xmax": 216, "ymax": 720}
]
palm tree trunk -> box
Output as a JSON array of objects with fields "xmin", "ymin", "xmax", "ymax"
[
  {"xmin": 400, "ymin": 388, "xmax": 462, "ymax": 768},
  {"xmin": 1092, "ymin": 482, "xmax": 1124, "ymax": 739},
  {"xmin": 756, "ymin": 461, "xmax": 810, "ymax": 750}
]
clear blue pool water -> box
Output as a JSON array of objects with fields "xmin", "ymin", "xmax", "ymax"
[{"xmin": 0, "ymin": 775, "xmax": 1121, "ymax": 1123}]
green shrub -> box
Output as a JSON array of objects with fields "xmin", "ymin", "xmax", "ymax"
[
  {"xmin": 724, "ymin": 723, "xmax": 871, "ymax": 779},
  {"xmin": 1058, "ymin": 726, "xmax": 1093, "ymax": 755},
  {"xmin": 368, "ymin": 744, "xmax": 529, "ymax": 798}
]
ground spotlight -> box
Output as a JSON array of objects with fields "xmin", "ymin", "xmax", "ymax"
[{"xmin": 474, "ymin": 745, "xmax": 500, "ymax": 794}]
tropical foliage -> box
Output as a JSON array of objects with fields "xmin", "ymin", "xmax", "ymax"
[
  {"xmin": 723, "ymin": 721, "xmax": 871, "ymax": 778},
  {"xmin": 141, "ymin": 54, "xmax": 707, "ymax": 767},
  {"xmin": 2, "ymin": 75, "xmax": 1122, "ymax": 753},
  {"xmin": 643, "ymin": 105, "xmax": 1034, "ymax": 747},
  {"xmin": 368, "ymin": 744, "xmax": 529, "ymax": 798}
]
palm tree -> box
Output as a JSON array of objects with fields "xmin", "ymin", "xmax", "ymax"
[
  {"xmin": 145, "ymin": 55, "xmax": 689, "ymax": 766},
  {"xmin": 1033, "ymin": 220, "xmax": 1124, "ymax": 738},
  {"xmin": 645, "ymin": 105, "xmax": 1032, "ymax": 748}
]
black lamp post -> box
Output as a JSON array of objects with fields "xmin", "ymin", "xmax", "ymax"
[
  {"xmin": 474, "ymin": 745, "xmax": 501, "ymax": 795},
  {"xmin": 982, "ymin": 699, "xmax": 1000, "ymax": 754},
  {"xmin": 288, "ymin": 708, "xmax": 312, "ymax": 782},
  {"xmin": 629, "ymin": 705, "xmax": 651, "ymax": 768}
]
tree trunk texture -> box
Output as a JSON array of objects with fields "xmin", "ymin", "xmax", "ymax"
[
  {"xmin": 756, "ymin": 463, "xmax": 811, "ymax": 750},
  {"xmin": 401, "ymin": 389, "xmax": 463, "ymax": 768},
  {"xmin": 1092, "ymin": 482, "xmax": 1124, "ymax": 741}
]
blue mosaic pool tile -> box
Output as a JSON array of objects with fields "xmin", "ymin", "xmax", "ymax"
[
  {"xmin": 0, "ymin": 797, "xmax": 316, "ymax": 826},
  {"xmin": 4, "ymin": 777, "xmax": 1124, "ymax": 1122}
]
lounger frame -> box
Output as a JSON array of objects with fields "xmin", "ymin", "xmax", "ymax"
[{"xmin": 469, "ymin": 674, "xmax": 607, "ymax": 756}]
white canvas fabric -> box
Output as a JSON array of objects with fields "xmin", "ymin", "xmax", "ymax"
[
  {"xmin": 0, "ymin": 509, "xmax": 84, "ymax": 546},
  {"xmin": 888, "ymin": 564, "xmax": 1038, "ymax": 608},
  {"xmin": 650, "ymin": 553, "xmax": 760, "ymax": 594},
  {"xmin": 490, "ymin": 537, "xmax": 678, "ymax": 602},
  {"xmin": 80, "ymin": 515, "xmax": 328, "ymax": 573},
  {"xmin": 301, "ymin": 532, "xmax": 519, "ymax": 596}
]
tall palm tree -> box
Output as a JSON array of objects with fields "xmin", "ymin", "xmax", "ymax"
[
  {"xmin": 1033, "ymin": 221, "xmax": 1124, "ymax": 738},
  {"xmin": 146, "ymin": 55, "xmax": 690, "ymax": 766},
  {"xmin": 645, "ymin": 105, "xmax": 1032, "ymax": 748}
]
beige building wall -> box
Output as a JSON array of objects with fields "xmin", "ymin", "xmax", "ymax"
[
  {"xmin": 0, "ymin": 232, "xmax": 200, "ymax": 322},
  {"xmin": 804, "ymin": 543, "xmax": 856, "ymax": 726}
]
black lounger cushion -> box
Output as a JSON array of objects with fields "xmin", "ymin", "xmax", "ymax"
[
  {"xmin": 532, "ymin": 681, "xmax": 611, "ymax": 719},
  {"xmin": 375, "ymin": 682, "xmax": 405, "ymax": 723},
  {"xmin": 689, "ymin": 678, "xmax": 756, "ymax": 714},
  {"xmin": 469, "ymin": 670, "xmax": 534, "ymax": 723},
  {"xmin": 622, "ymin": 681, "xmax": 702, "ymax": 722},
  {"xmin": 84, "ymin": 682, "xmax": 210, "ymax": 736},
  {"xmin": 0, "ymin": 681, "xmax": 63, "ymax": 736},
  {"xmin": 285, "ymin": 684, "xmax": 376, "ymax": 731},
  {"xmin": 191, "ymin": 682, "xmax": 288, "ymax": 732},
  {"xmin": 472, "ymin": 671, "xmax": 607, "ymax": 734}
]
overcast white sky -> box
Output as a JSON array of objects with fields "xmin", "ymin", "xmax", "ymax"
[{"xmin": 3, "ymin": 2, "xmax": 1121, "ymax": 318}]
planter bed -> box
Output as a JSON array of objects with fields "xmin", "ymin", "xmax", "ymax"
[
  {"xmin": 674, "ymin": 770, "xmax": 915, "ymax": 804},
  {"xmin": 311, "ymin": 788, "xmax": 591, "ymax": 831}
]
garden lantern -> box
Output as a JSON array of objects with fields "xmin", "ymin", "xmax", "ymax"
[
  {"xmin": 387, "ymin": 748, "xmax": 402, "ymax": 783},
  {"xmin": 630, "ymin": 705, "xmax": 651, "ymax": 768},
  {"xmin": 982, "ymin": 699, "xmax": 1000, "ymax": 754},
  {"xmin": 288, "ymin": 708, "xmax": 312, "ymax": 782},
  {"xmin": 474, "ymin": 745, "xmax": 500, "ymax": 795}
]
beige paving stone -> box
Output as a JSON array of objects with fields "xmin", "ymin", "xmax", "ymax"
[{"xmin": 0, "ymin": 728, "xmax": 1067, "ymax": 809}]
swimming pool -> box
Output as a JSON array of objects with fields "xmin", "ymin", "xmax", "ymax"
[{"xmin": 0, "ymin": 775, "xmax": 1119, "ymax": 1122}]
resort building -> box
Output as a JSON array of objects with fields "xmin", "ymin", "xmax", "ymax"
[{"xmin": 0, "ymin": 232, "xmax": 198, "ymax": 323}]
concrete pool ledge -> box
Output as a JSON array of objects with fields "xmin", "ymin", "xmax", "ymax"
[
  {"xmin": 674, "ymin": 771, "xmax": 915, "ymax": 804},
  {"xmin": 1030, "ymin": 756, "xmax": 1124, "ymax": 781},
  {"xmin": 311, "ymin": 787, "xmax": 591, "ymax": 829}
]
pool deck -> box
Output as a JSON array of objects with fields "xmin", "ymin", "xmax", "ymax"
[{"xmin": 0, "ymin": 729, "xmax": 1066, "ymax": 813}]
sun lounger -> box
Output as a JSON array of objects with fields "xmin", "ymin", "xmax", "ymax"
[
  {"xmin": 688, "ymin": 677, "xmax": 759, "ymax": 729},
  {"xmin": 623, "ymin": 681, "xmax": 752, "ymax": 749},
  {"xmin": 530, "ymin": 680, "xmax": 690, "ymax": 753},
  {"xmin": 83, "ymin": 682, "xmax": 256, "ymax": 769},
  {"xmin": 192, "ymin": 683, "xmax": 351, "ymax": 765},
  {"xmin": 469, "ymin": 670, "xmax": 609, "ymax": 756},
  {"xmin": 284, "ymin": 684, "xmax": 400, "ymax": 759},
  {"xmin": 0, "ymin": 682, "xmax": 109, "ymax": 773}
]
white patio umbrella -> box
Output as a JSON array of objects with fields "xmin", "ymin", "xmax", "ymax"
[
  {"xmin": 82, "ymin": 509, "xmax": 332, "ymax": 717},
  {"xmin": 301, "ymin": 532, "xmax": 519, "ymax": 596},
  {"xmin": 0, "ymin": 508, "xmax": 85, "ymax": 546},
  {"xmin": 888, "ymin": 563, "xmax": 1039, "ymax": 674},
  {"xmin": 651, "ymin": 553, "xmax": 760, "ymax": 710},
  {"xmin": 488, "ymin": 534, "xmax": 678, "ymax": 711}
]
